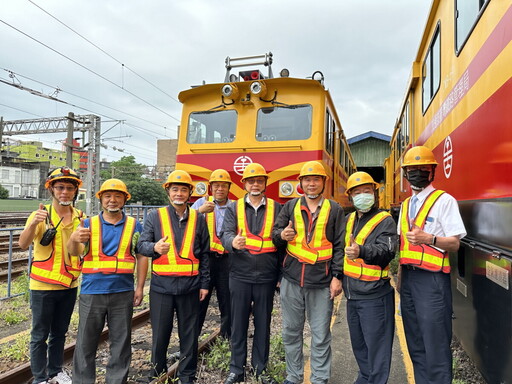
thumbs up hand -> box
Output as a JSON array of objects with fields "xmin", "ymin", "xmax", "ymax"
[
  {"xmin": 71, "ymin": 218, "xmax": 90, "ymax": 243},
  {"xmin": 345, "ymin": 235, "xmax": 360, "ymax": 260},
  {"xmin": 32, "ymin": 203, "xmax": 48, "ymax": 225},
  {"xmin": 154, "ymin": 235, "xmax": 170, "ymax": 255},
  {"xmin": 199, "ymin": 196, "xmax": 215, "ymax": 214},
  {"xmin": 406, "ymin": 224, "xmax": 426, "ymax": 246},
  {"xmin": 233, "ymin": 228, "xmax": 246, "ymax": 250},
  {"xmin": 281, "ymin": 220, "xmax": 296, "ymax": 242}
]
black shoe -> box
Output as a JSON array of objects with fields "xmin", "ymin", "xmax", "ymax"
[
  {"xmin": 224, "ymin": 372, "xmax": 244, "ymax": 384},
  {"xmin": 169, "ymin": 351, "xmax": 180, "ymax": 364}
]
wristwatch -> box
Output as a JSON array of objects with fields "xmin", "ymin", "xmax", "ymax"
[{"xmin": 332, "ymin": 273, "xmax": 343, "ymax": 280}]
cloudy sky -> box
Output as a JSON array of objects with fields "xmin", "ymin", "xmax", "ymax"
[{"xmin": 0, "ymin": 0, "xmax": 432, "ymax": 166}]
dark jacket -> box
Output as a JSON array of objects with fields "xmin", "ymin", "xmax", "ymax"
[
  {"xmin": 341, "ymin": 207, "xmax": 398, "ymax": 300},
  {"xmin": 272, "ymin": 197, "xmax": 345, "ymax": 289},
  {"xmin": 138, "ymin": 205, "xmax": 210, "ymax": 295},
  {"xmin": 220, "ymin": 195, "xmax": 282, "ymax": 284}
]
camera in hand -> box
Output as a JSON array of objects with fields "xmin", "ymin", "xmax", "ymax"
[{"xmin": 39, "ymin": 216, "xmax": 63, "ymax": 246}]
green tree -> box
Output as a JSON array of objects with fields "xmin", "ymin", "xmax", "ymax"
[
  {"xmin": 100, "ymin": 156, "xmax": 167, "ymax": 205},
  {"xmin": 0, "ymin": 185, "xmax": 8, "ymax": 199}
]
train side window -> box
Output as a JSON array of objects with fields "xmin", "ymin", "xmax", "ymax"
[
  {"xmin": 422, "ymin": 24, "xmax": 441, "ymax": 113},
  {"xmin": 325, "ymin": 110, "xmax": 334, "ymax": 155},
  {"xmin": 256, "ymin": 105, "xmax": 312, "ymax": 141},
  {"xmin": 455, "ymin": 0, "xmax": 490, "ymax": 54},
  {"xmin": 186, "ymin": 110, "xmax": 237, "ymax": 144}
]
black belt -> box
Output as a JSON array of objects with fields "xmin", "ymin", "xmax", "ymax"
[{"xmin": 402, "ymin": 265, "xmax": 422, "ymax": 271}]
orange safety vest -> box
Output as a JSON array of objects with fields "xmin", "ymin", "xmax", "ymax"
[
  {"xmin": 81, "ymin": 215, "xmax": 137, "ymax": 274},
  {"xmin": 343, "ymin": 211, "xmax": 391, "ymax": 281},
  {"xmin": 30, "ymin": 204, "xmax": 83, "ymax": 287},
  {"xmin": 236, "ymin": 197, "xmax": 277, "ymax": 254},
  {"xmin": 399, "ymin": 190, "xmax": 450, "ymax": 273},
  {"xmin": 152, "ymin": 207, "xmax": 200, "ymax": 276},
  {"xmin": 286, "ymin": 199, "xmax": 333, "ymax": 264},
  {"xmin": 205, "ymin": 196, "xmax": 227, "ymax": 255}
]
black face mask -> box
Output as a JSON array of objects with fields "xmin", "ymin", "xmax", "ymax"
[{"xmin": 406, "ymin": 169, "xmax": 431, "ymax": 189}]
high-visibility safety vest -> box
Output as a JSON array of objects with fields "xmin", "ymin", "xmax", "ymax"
[
  {"xmin": 236, "ymin": 198, "xmax": 277, "ymax": 254},
  {"xmin": 286, "ymin": 199, "xmax": 333, "ymax": 265},
  {"xmin": 343, "ymin": 211, "xmax": 391, "ymax": 281},
  {"xmin": 399, "ymin": 189, "xmax": 450, "ymax": 273},
  {"xmin": 152, "ymin": 207, "xmax": 200, "ymax": 276},
  {"xmin": 30, "ymin": 204, "xmax": 83, "ymax": 287},
  {"xmin": 81, "ymin": 215, "xmax": 137, "ymax": 274},
  {"xmin": 205, "ymin": 196, "xmax": 227, "ymax": 255}
]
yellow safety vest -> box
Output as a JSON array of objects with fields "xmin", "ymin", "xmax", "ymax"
[
  {"xmin": 236, "ymin": 198, "xmax": 277, "ymax": 254},
  {"xmin": 399, "ymin": 190, "xmax": 450, "ymax": 273},
  {"xmin": 343, "ymin": 211, "xmax": 391, "ymax": 281},
  {"xmin": 205, "ymin": 196, "xmax": 226, "ymax": 254},
  {"xmin": 81, "ymin": 215, "xmax": 137, "ymax": 274},
  {"xmin": 152, "ymin": 207, "xmax": 200, "ymax": 276},
  {"xmin": 286, "ymin": 199, "xmax": 333, "ymax": 265},
  {"xmin": 30, "ymin": 204, "xmax": 83, "ymax": 287}
]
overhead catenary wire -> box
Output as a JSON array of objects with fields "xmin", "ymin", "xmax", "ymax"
[
  {"xmin": 27, "ymin": 0, "xmax": 180, "ymax": 104},
  {"xmin": 0, "ymin": 18, "xmax": 180, "ymax": 123}
]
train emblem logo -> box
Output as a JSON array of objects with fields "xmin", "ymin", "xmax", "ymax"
[
  {"xmin": 233, "ymin": 156, "xmax": 253, "ymax": 176},
  {"xmin": 443, "ymin": 136, "xmax": 453, "ymax": 178}
]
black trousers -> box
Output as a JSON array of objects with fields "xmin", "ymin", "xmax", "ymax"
[
  {"xmin": 149, "ymin": 289, "xmax": 199, "ymax": 383},
  {"xmin": 197, "ymin": 254, "xmax": 231, "ymax": 338},
  {"xmin": 229, "ymin": 278, "xmax": 276, "ymax": 376}
]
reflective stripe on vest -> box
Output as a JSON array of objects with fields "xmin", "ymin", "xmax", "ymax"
[
  {"xmin": 399, "ymin": 190, "xmax": 450, "ymax": 273},
  {"xmin": 236, "ymin": 198, "xmax": 277, "ymax": 254},
  {"xmin": 152, "ymin": 207, "xmax": 199, "ymax": 276},
  {"xmin": 30, "ymin": 204, "xmax": 83, "ymax": 287},
  {"xmin": 205, "ymin": 196, "xmax": 226, "ymax": 254},
  {"xmin": 81, "ymin": 215, "xmax": 137, "ymax": 274},
  {"xmin": 286, "ymin": 199, "xmax": 333, "ymax": 264},
  {"xmin": 343, "ymin": 211, "xmax": 391, "ymax": 281}
]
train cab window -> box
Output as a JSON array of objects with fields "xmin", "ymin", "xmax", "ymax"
[
  {"xmin": 186, "ymin": 110, "xmax": 237, "ymax": 144},
  {"xmin": 422, "ymin": 24, "xmax": 441, "ymax": 113},
  {"xmin": 255, "ymin": 104, "xmax": 312, "ymax": 141},
  {"xmin": 455, "ymin": 0, "xmax": 489, "ymax": 53}
]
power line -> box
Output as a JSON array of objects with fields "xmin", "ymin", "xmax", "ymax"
[
  {"xmin": 27, "ymin": 0, "xmax": 180, "ymax": 104},
  {"xmin": 0, "ymin": 18, "xmax": 180, "ymax": 123}
]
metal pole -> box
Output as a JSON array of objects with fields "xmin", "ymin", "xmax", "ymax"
[
  {"xmin": 66, "ymin": 112, "xmax": 74, "ymax": 168},
  {"xmin": 0, "ymin": 116, "xmax": 3, "ymax": 164}
]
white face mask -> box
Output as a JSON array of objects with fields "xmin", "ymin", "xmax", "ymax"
[{"xmin": 352, "ymin": 193, "xmax": 375, "ymax": 212}]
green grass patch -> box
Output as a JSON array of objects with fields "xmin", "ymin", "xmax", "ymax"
[{"xmin": 0, "ymin": 332, "xmax": 30, "ymax": 360}]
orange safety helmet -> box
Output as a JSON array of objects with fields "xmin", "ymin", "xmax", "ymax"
[
  {"xmin": 298, "ymin": 161, "xmax": 328, "ymax": 179},
  {"xmin": 346, "ymin": 172, "xmax": 378, "ymax": 195},
  {"xmin": 163, "ymin": 170, "xmax": 194, "ymax": 191},
  {"xmin": 209, "ymin": 169, "xmax": 232, "ymax": 184},
  {"xmin": 96, "ymin": 178, "xmax": 131, "ymax": 200},
  {"xmin": 241, "ymin": 163, "xmax": 268, "ymax": 181},
  {"xmin": 402, "ymin": 146, "xmax": 438, "ymax": 168},
  {"xmin": 45, "ymin": 167, "xmax": 82, "ymax": 188}
]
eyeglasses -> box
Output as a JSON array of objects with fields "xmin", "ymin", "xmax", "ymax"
[
  {"xmin": 246, "ymin": 178, "xmax": 266, "ymax": 185},
  {"xmin": 53, "ymin": 186, "xmax": 76, "ymax": 192}
]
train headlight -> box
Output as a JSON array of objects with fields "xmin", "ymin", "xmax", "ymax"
[
  {"xmin": 195, "ymin": 182, "xmax": 207, "ymax": 196},
  {"xmin": 221, "ymin": 83, "xmax": 239, "ymax": 99},
  {"xmin": 280, "ymin": 182, "xmax": 294, "ymax": 197},
  {"xmin": 250, "ymin": 81, "xmax": 267, "ymax": 98}
]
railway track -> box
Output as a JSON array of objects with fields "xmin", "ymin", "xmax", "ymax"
[{"xmin": 0, "ymin": 212, "xmax": 30, "ymax": 228}]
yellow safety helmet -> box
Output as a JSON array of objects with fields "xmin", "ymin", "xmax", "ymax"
[
  {"xmin": 209, "ymin": 169, "xmax": 232, "ymax": 184},
  {"xmin": 241, "ymin": 163, "xmax": 268, "ymax": 181},
  {"xmin": 298, "ymin": 161, "xmax": 328, "ymax": 179},
  {"xmin": 163, "ymin": 170, "xmax": 194, "ymax": 191},
  {"xmin": 45, "ymin": 167, "xmax": 82, "ymax": 188},
  {"xmin": 96, "ymin": 178, "xmax": 131, "ymax": 200},
  {"xmin": 346, "ymin": 172, "xmax": 378, "ymax": 195},
  {"xmin": 402, "ymin": 146, "xmax": 438, "ymax": 168}
]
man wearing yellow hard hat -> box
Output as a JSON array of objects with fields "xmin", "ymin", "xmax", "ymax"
[
  {"xmin": 68, "ymin": 178, "xmax": 148, "ymax": 384},
  {"xmin": 398, "ymin": 146, "xmax": 466, "ymax": 384},
  {"xmin": 138, "ymin": 170, "xmax": 210, "ymax": 384},
  {"xmin": 19, "ymin": 167, "xmax": 85, "ymax": 384},
  {"xmin": 272, "ymin": 160, "xmax": 345, "ymax": 384},
  {"xmin": 221, "ymin": 163, "xmax": 281, "ymax": 384},
  {"xmin": 342, "ymin": 171, "xmax": 397, "ymax": 384},
  {"xmin": 191, "ymin": 169, "xmax": 233, "ymax": 340}
]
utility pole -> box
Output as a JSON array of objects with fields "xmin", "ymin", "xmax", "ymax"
[
  {"xmin": 66, "ymin": 112, "xmax": 74, "ymax": 168},
  {"xmin": 0, "ymin": 116, "xmax": 3, "ymax": 164}
]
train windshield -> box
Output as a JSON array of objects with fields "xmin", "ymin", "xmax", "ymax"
[
  {"xmin": 186, "ymin": 110, "xmax": 238, "ymax": 144},
  {"xmin": 256, "ymin": 104, "xmax": 312, "ymax": 141}
]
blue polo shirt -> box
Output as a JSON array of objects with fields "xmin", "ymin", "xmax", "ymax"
[{"xmin": 80, "ymin": 212, "xmax": 143, "ymax": 294}]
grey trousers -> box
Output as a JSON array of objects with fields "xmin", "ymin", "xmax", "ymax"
[
  {"xmin": 280, "ymin": 278, "xmax": 333, "ymax": 384},
  {"xmin": 73, "ymin": 291, "xmax": 134, "ymax": 384}
]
